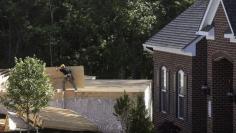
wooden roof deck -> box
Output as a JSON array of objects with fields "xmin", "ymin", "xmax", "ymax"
[
  {"xmin": 31, "ymin": 107, "xmax": 98, "ymax": 132},
  {"xmin": 53, "ymin": 80, "xmax": 152, "ymax": 99}
]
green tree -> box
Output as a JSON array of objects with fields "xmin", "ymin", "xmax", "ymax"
[
  {"xmin": 0, "ymin": 0, "xmax": 194, "ymax": 79},
  {"xmin": 114, "ymin": 91, "xmax": 132, "ymax": 133},
  {"xmin": 114, "ymin": 93, "xmax": 153, "ymax": 133},
  {"xmin": 0, "ymin": 57, "xmax": 53, "ymax": 131},
  {"xmin": 129, "ymin": 95, "xmax": 153, "ymax": 133},
  {"xmin": 156, "ymin": 0, "xmax": 194, "ymax": 29}
]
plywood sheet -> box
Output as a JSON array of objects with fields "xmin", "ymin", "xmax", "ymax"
[
  {"xmin": 45, "ymin": 66, "xmax": 84, "ymax": 90},
  {"xmin": 31, "ymin": 107, "xmax": 98, "ymax": 132}
]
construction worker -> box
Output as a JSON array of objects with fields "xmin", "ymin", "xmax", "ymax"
[{"xmin": 57, "ymin": 64, "xmax": 77, "ymax": 91}]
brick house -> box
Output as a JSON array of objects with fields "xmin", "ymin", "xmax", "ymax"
[{"xmin": 143, "ymin": 0, "xmax": 236, "ymax": 133}]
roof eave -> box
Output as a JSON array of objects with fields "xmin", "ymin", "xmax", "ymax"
[
  {"xmin": 143, "ymin": 35, "xmax": 205, "ymax": 57},
  {"xmin": 143, "ymin": 43, "xmax": 194, "ymax": 56}
]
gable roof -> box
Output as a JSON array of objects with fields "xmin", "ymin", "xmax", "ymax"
[
  {"xmin": 199, "ymin": 0, "xmax": 236, "ymax": 35},
  {"xmin": 144, "ymin": 0, "xmax": 209, "ymax": 49},
  {"xmin": 222, "ymin": 0, "xmax": 236, "ymax": 34}
]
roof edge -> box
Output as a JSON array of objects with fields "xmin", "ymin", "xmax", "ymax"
[
  {"xmin": 198, "ymin": 0, "xmax": 235, "ymax": 35},
  {"xmin": 143, "ymin": 35, "xmax": 205, "ymax": 57},
  {"xmin": 143, "ymin": 44, "xmax": 194, "ymax": 56}
]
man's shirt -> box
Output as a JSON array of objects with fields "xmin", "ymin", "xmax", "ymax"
[{"xmin": 59, "ymin": 67, "xmax": 71, "ymax": 75}]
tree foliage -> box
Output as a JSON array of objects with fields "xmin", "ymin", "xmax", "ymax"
[
  {"xmin": 114, "ymin": 92, "xmax": 153, "ymax": 133},
  {"xmin": 114, "ymin": 91, "xmax": 132, "ymax": 133},
  {"xmin": 129, "ymin": 96, "xmax": 153, "ymax": 133},
  {"xmin": 0, "ymin": 0, "xmax": 193, "ymax": 79},
  {"xmin": 0, "ymin": 57, "xmax": 53, "ymax": 126}
]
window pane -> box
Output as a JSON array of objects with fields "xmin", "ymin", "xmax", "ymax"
[
  {"xmin": 178, "ymin": 70, "xmax": 184, "ymax": 95},
  {"xmin": 163, "ymin": 69, "xmax": 166, "ymax": 88},
  {"xmin": 161, "ymin": 67, "xmax": 167, "ymax": 91},
  {"xmin": 208, "ymin": 100, "xmax": 212, "ymax": 118},
  {"xmin": 161, "ymin": 66, "xmax": 168, "ymax": 113},
  {"xmin": 161, "ymin": 91, "xmax": 167, "ymax": 112},
  {"xmin": 179, "ymin": 87, "xmax": 184, "ymax": 95},
  {"xmin": 178, "ymin": 96, "xmax": 184, "ymax": 118},
  {"xmin": 178, "ymin": 72, "xmax": 181, "ymax": 88},
  {"xmin": 161, "ymin": 70, "xmax": 164, "ymax": 88}
]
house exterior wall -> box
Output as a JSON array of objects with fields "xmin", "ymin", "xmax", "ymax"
[
  {"xmin": 192, "ymin": 39, "xmax": 208, "ymax": 133},
  {"xmin": 49, "ymin": 83, "xmax": 152, "ymax": 133},
  {"xmin": 153, "ymin": 1, "xmax": 236, "ymax": 133},
  {"xmin": 153, "ymin": 38, "xmax": 208, "ymax": 133},
  {"xmin": 206, "ymin": 4, "xmax": 236, "ymax": 133},
  {"xmin": 153, "ymin": 51, "xmax": 193, "ymax": 133},
  {"xmin": 153, "ymin": 3, "xmax": 236, "ymax": 133}
]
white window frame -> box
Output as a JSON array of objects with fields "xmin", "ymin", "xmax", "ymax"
[
  {"xmin": 177, "ymin": 70, "xmax": 185, "ymax": 119},
  {"xmin": 160, "ymin": 66, "xmax": 167, "ymax": 113}
]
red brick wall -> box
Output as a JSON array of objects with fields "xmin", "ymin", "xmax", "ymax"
[
  {"xmin": 206, "ymin": 4, "xmax": 236, "ymax": 133},
  {"xmin": 192, "ymin": 39, "xmax": 208, "ymax": 133},
  {"xmin": 153, "ymin": 38, "xmax": 208, "ymax": 133},
  {"xmin": 212, "ymin": 59, "xmax": 233, "ymax": 133},
  {"xmin": 153, "ymin": 50, "xmax": 193, "ymax": 133}
]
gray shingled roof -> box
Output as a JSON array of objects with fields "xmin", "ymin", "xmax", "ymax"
[
  {"xmin": 144, "ymin": 0, "xmax": 209, "ymax": 49},
  {"xmin": 223, "ymin": 0, "xmax": 236, "ymax": 34}
]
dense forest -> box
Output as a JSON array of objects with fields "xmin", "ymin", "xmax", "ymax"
[{"xmin": 0, "ymin": 0, "xmax": 193, "ymax": 79}]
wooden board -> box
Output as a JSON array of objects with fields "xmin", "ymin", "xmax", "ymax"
[
  {"xmin": 45, "ymin": 66, "xmax": 85, "ymax": 90},
  {"xmin": 0, "ymin": 119, "xmax": 5, "ymax": 132},
  {"xmin": 30, "ymin": 107, "xmax": 98, "ymax": 132}
]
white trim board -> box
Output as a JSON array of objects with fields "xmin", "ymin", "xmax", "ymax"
[
  {"xmin": 143, "ymin": 46, "xmax": 154, "ymax": 54},
  {"xmin": 143, "ymin": 36, "xmax": 204, "ymax": 57},
  {"xmin": 199, "ymin": 0, "xmax": 220, "ymax": 31},
  {"xmin": 196, "ymin": 27, "xmax": 215, "ymax": 40},
  {"xmin": 224, "ymin": 33, "xmax": 234, "ymax": 38},
  {"xmin": 224, "ymin": 33, "xmax": 236, "ymax": 42},
  {"xmin": 230, "ymin": 38, "xmax": 236, "ymax": 43},
  {"xmin": 143, "ymin": 44, "xmax": 192, "ymax": 56},
  {"xmin": 152, "ymin": 46, "xmax": 193, "ymax": 56},
  {"xmin": 198, "ymin": 0, "xmax": 234, "ymax": 35}
]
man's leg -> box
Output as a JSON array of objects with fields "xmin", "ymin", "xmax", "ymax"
[
  {"xmin": 62, "ymin": 77, "xmax": 66, "ymax": 91},
  {"xmin": 69, "ymin": 77, "xmax": 77, "ymax": 91}
]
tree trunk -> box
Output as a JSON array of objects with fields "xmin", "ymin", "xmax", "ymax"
[{"xmin": 49, "ymin": 0, "xmax": 54, "ymax": 66}]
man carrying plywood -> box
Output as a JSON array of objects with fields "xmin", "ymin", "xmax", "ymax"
[{"xmin": 57, "ymin": 64, "xmax": 77, "ymax": 91}]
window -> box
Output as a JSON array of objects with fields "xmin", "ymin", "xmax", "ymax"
[
  {"xmin": 208, "ymin": 100, "xmax": 212, "ymax": 118},
  {"xmin": 160, "ymin": 66, "xmax": 168, "ymax": 113},
  {"xmin": 177, "ymin": 70, "xmax": 185, "ymax": 119}
]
